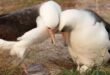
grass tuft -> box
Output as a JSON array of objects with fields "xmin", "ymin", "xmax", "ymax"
[{"xmin": 58, "ymin": 67, "xmax": 110, "ymax": 75}]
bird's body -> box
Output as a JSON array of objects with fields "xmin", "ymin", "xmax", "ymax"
[
  {"xmin": 10, "ymin": 27, "xmax": 50, "ymax": 58},
  {"xmin": 0, "ymin": 1, "xmax": 61, "ymax": 58},
  {"xmin": 59, "ymin": 9, "xmax": 110, "ymax": 72}
]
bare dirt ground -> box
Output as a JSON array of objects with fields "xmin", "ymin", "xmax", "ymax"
[
  {"xmin": 0, "ymin": 34, "xmax": 74, "ymax": 75},
  {"xmin": 25, "ymin": 34, "xmax": 73, "ymax": 75}
]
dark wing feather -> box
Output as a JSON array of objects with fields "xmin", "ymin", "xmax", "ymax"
[
  {"xmin": 85, "ymin": 9, "xmax": 110, "ymax": 39},
  {"xmin": 0, "ymin": 5, "xmax": 40, "ymax": 40}
]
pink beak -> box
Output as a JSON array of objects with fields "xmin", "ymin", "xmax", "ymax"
[
  {"xmin": 47, "ymin": 28, "xmax": 56, "ymax": 45},
  {"xmin": 47, "ymin": 28, "xmax": 69, "ymax": 46}
]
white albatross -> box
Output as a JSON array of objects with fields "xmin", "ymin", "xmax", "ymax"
[
  {"xmin": 58, "ymin": 9, "xmax": 110, "ymax": 73},
  {"xmin": 0, "ymin": 0, "xmax": 61, "ymax": 58}
]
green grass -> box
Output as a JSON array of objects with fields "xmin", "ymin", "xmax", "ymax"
[
  {"xmin": 58, "ymin": 69, "xmax": 79, "ymax": 75},
  {"xmin": 58, "ymin": 67, "xmax": 110, "ymax": 75}
]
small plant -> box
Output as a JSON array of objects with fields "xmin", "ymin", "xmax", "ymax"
[
  {"xmin": 58, "ymin": 68, "xmax": 110, "ymax": 75},
  {"xmin": 58, "ymin": 69, "xmax": 80, "ymax": 75}
]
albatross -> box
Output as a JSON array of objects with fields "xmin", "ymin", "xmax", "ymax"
[
  {"xmin": 0, "ymin": 0, "xmax": 61, "ymax": 58},
  {"xmin": 58, "ymin": 9, "xmax": 110, "ymax": 73},
  {"xmin": 10, "ymin": 0, "xmax": 61, "ymax": 58}
]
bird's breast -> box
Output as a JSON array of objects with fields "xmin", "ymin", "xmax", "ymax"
[
  {"xmin": 70, "ymin": 22, "xmax": 109, "ymax": 47},
  {"xmin": 68, "ymin": 23, "xmax": 109, "ymax": 56},
  {"xmin": 67, "ymin": 23, "xmax": 110, "ymax": 65}
]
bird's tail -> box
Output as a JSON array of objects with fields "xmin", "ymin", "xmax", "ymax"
[
  {"xmin": 0, "ymin": 39, "xmax": 16, "ymax": 50},
  {"xmin": 10, "ymin": 40, "xmax": 28, "ymax": 58},
  {"xmin": 0, "ymin": 39, "xmax": 27, "ymax": 58}
]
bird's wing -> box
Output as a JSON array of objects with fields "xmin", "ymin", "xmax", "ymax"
[
  {"xmin": 11, "ymin": 26, "xmax": 50, "ymax": 58},
  {"xmin": 0, "ymin": 5, "xmax": 39, "ymax": 40},
  {"xmin": 86, "ymin": 9, "xmax": 110, "ymax": 40}
]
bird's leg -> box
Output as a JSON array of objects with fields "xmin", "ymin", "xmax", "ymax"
[
  {"xmin": 77, "ymin": 64, "xmax": 80, "ymax": 71},
  {"xmin": 47, "ymin": 28, "xmax": 56, "ymax": 45},
  {"xmin": 21, "ymin": 64, "xmax": 28, "ymax": 75},
  {"xmin": 20, "ymin": 48, "xmax": 31, "ymax": 75}
]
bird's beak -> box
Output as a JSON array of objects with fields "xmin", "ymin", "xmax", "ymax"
[
  {"xmin": 47, "ymin": 28, "xmax": 69, "ymax": 46},
  {"xmin": 47, "ymin": 28, "xmax": 56, "ymax": 45},
  {"xmin": 61, "ymin": 32, "xmax": 69, "ymax": 46}
]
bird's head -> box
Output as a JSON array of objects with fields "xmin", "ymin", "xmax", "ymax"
[
  {"xmin": 47, "ymin": 26, "xmax": 58, "ymax": 45},
  {"xmin": 37, "ymin": 1, "xmax": 70, "ymax": 46},
  {"xmin": 37, "ymin": 0, "xmax": 62, "ymax": 45}
]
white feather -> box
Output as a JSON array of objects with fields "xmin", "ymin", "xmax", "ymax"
[
  {"xmin": 59, "ymin": 9, "xmax": 110, "ymax": 73},
  {"xmin": 39, "ymin": 1, "xmax": 61, "ymax": 29}
]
